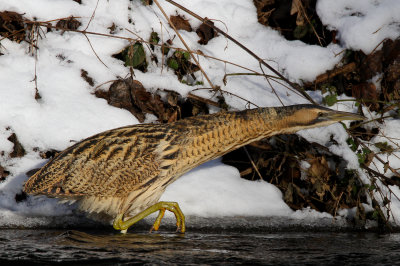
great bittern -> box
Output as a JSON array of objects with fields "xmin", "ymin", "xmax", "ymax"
[{"xmin": 24, "ymin": 104, "xmax": 364, "ymax": 233}]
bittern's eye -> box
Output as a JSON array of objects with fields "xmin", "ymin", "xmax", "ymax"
[{"xmin": 317, "ymin": 112, "xmax": 324, "ymax": 117}]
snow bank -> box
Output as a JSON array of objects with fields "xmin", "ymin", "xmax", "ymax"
[
  {"xmin": 0, "ymin": 0, "xmax": 398, "ymax": 229},
  {"xmin": 317, "ymin": 0, "xmax": 400, "ymax": 54}
]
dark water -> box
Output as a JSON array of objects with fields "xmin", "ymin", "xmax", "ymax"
[{"xmin": 1, "ymin": 227, "xmax": 400, "ymax": 265}]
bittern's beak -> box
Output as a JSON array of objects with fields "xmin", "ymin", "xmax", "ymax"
[{"xmin": 324, "ymin": 110, "xmax": 365, "ymax": 122}]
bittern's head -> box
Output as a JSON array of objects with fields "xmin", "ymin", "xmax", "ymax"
[{"xmin": 268, "ymin": 104, "xmax": 365, "ymax": 134}]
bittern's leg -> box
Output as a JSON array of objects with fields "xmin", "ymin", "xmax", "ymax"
[{"xmin": 113, "ymin": 201, "xmax": 185, "ymax": 234}]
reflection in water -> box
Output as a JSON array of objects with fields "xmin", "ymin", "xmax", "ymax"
[{"xmin": 0, "ymin": 229, "xmax": 398, "ymax": 264}]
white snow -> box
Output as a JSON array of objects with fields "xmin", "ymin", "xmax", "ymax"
[
  {"xmin": 317, "ymin": 0, "xmax": 400, "ymax": 54},
  {"xmin": 161, "ymin": 159, "xmax": 293, "ymax": 217},
  {"xmin": 0, "ymin": 0, "xmax": 399, "ymax": 229}
]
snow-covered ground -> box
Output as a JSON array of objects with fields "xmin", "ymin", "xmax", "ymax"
[{"xmin": 0, "ymin": 0, "xmax": 399, "ymax": 229}]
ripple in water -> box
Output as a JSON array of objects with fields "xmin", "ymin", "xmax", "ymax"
[{"xmin": 0, "ymin": 229, "xmax": 399, "ymax": 265}]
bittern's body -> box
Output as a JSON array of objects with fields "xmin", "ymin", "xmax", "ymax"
[{"xmin": 24, "ymin": 104, "xmax": 363, "ymax": 233}]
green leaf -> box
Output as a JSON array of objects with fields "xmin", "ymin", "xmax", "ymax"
[
  {"xmin": 150, "ymin": 32, "xmax": 160, "ymax": 44},
  {"xmin": 357, "ymin": 152, "xmax": 366, "ymax": 164},
  {"xmin": 183, "ymin": 51, "xmax": 190, "ymax": 60},
  {"xmin": 372, "ymin": 210, "xmax": 379, "ymax": 220},
  {"xmin": 161, "ymin": 43, "xmax": 170, "ymax": 55},
  {"xmin": 293, "ymin": 25, "xmax": 308, "ymax": 39},
  {"xmin": 362, "ymin": 148, "xmax": 371, "ymax": 155},
  {"xmin": 322, "ymin": 94, "xmax": 338, "ymax": 106},
  {"xmin": 174, "ymin": 51, "xmax": 184, "ymax": 59},
  {"xmin": 374, "ymin": 141, "xmax": 394, "ymax": 154},
  {"xmin": 167, "ymin": 58, "xmax": 179, "ymax": 70},
  {"xmin": 347, "ymin": 137, "xmax": 357, "ymax": 151},
  {"xmin": 123, "ymin": 42, "xmax": 147, "ymax": 69}
]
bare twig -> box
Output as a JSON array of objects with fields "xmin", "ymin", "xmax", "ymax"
[
  {"xmin": 25, "ymin": 21, "xmax": 277, "ymax": 83},
  {"xmin": 355, "ymin": 135, "xmax": 400, "ymax": 178},
  {"xmin": 191, "ymin": 87, "xmax": 259, "ymax": 108},
  {"xmin": 162, "ymin": 0, "xmax": 316, "ymax": 104},
  {"xmin": 361, "ymin": 164, "xmax": 400, "ymax": 202},
  {"xmin": 187, "ymin": 92, "xmax": 220, "ymax": 107},
  {"xmin": 243, "ymin": 146, "xmax": 264, "ymax": 180},
  {"xmin": 313, "ymin": 62, "xmax": 357, "ymax": 85},
  {"xmin": 297, "ymin": 0, "xmax": 323, "ymax": 46},
  {"xmin": 83, "ymin": 33, "xmax": 108, "ymax": 68},
  {"xmin": 260, "ymin": 62, "xmax": 284, "ymax": 106},
  {"xmin": 153, "ymin": 0, "xmax": 216, "ymax": 90},
  {"xmin": 83, "ymin": 0, "xmax": 99, "ymax": 31}
]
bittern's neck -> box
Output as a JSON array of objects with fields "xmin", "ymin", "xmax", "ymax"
[
  {"xmin": 188, "ymin": 107, "xmax": 294, "ymax": 157},
  {"xmin": 232, "ymin": 107, "xmax": 296, "ymax": 139},
  {"xmin": 165, "ymin": 107, "xmax": 301, "ymax": 185}
]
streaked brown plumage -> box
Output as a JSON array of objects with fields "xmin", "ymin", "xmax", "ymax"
[{"xmin": 23, "ymin": 104, "xmax": 364, "ymax": 233}]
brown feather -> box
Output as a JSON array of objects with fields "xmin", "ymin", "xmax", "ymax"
[{"xmin": 23, "ymin": 105, "xmax": 362, "ymax": 221}]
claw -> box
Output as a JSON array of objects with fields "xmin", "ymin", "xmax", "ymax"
[
  {"xmin": 113, "ymin": 213, "xmax": 124, "ymax": 230},
  {"xmin": 113, "ymin": 201, "xmax": 186, "ymax": 234},
  {"xmin": 151, "ymin": 208, "xmax": 166, "ymax": 232}
]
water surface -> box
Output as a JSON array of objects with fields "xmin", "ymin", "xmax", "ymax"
[{"xmin": 1, "ymin": 227, "xmax": 398, "ymax": 265}]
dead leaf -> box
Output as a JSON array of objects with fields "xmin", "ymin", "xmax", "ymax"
[
  {"xmin": 0, "ymin": 165, "xmax": 10, "ymax": 182},
  {"xmin": 253, "ymin": 0, "xmax": 275, "ymax": 25},
  {"xmin": 107, "ymin": 79, "xmax": 145, "ymax": 122},
  {"xmin": 8, "ymin": 133, "xmax": 26, "ymax": 158},
  {"xmin": 96, "ymin": 78, "xmax": 207, "ymax": 123},
  {"xmin": 0, "ymin": 11, "xmax": 26, "ymax": 42},
  {"xmin": 351, "ymin": 83, "xmax": 379, "ymax": 111},
  {"xmin": 55, "ymin": 16, "xmax": 81, "ymax": 33},
  {"xmin": 196, "ymin": 19, "xmax": 217, "ymax": 45},
  {"xmin": 130, "ymin": 81, "xmax": 166, "ymax": 121},
  {"xmin": 308, "ymin": 156, "xmax": 330, "ymax": 181},
  {"xmin": 360, "ymin": 50, "xmax": 383, "ymax": 80},
  {"xmin": 170, "ymin": 15, "xmax": 192, "ymax": 32},
  {"xmin": 290, "ymin": 0, "xmax": 305, "ymax": 26},
  {"xmin": 81, "ymin": 69, "xmax": 94, "ymax": 86},
  {"xmin": 386, "ymin": 58, "xmax": 400, "ymax": 82},
  {"xmin": 166, "ymin": 90, "xmax": 180, "ymax": 107}
]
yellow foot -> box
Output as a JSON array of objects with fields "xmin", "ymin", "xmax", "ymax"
[{"xmin": 113, "ymin": 201, "xmax": 186, "ymax": 234}]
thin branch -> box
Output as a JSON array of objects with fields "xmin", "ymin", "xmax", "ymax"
[
  {"xmin": 260, "ymin": 62, "xmax": 284, "ymax": 106},
  {"xmin": 187, "ymin": 92, "xmax": 220, "ymax": 107},
  {"xmin": 26, "ymin": 21, "xmax": 278, "ymax": 83},
  {"xmin": 84, "ymin": 0, "xmax": 99, "ymax": 31},
  {"xmin": 243, "ymin": 146, "xmax": 264, "ymax": 180},
  {"xmin": 162, "ymin": 0, "xmax": 316, "ymax": 104},
  {"xmin": 219, "ymin": 89, "xmax": 259, "ymax": 108},
  {"xmin": 153, "ymin": 0, "xmax": 216, "ymax": 90},
  {"xmin": 297, "ymin": 0, "xmax": 323, "ymax": 46},
  {"xmin": 361, "ymin": 164, "xmax": 400, "ymax": 202},
  {"xmin": 83, "ymin": 33, "xmax": 108, "ymax": 68}
]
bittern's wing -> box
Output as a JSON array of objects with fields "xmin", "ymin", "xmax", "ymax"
[{"xmin": 24, "ymin": 125, "xmax": 167, "ymax": 198}]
